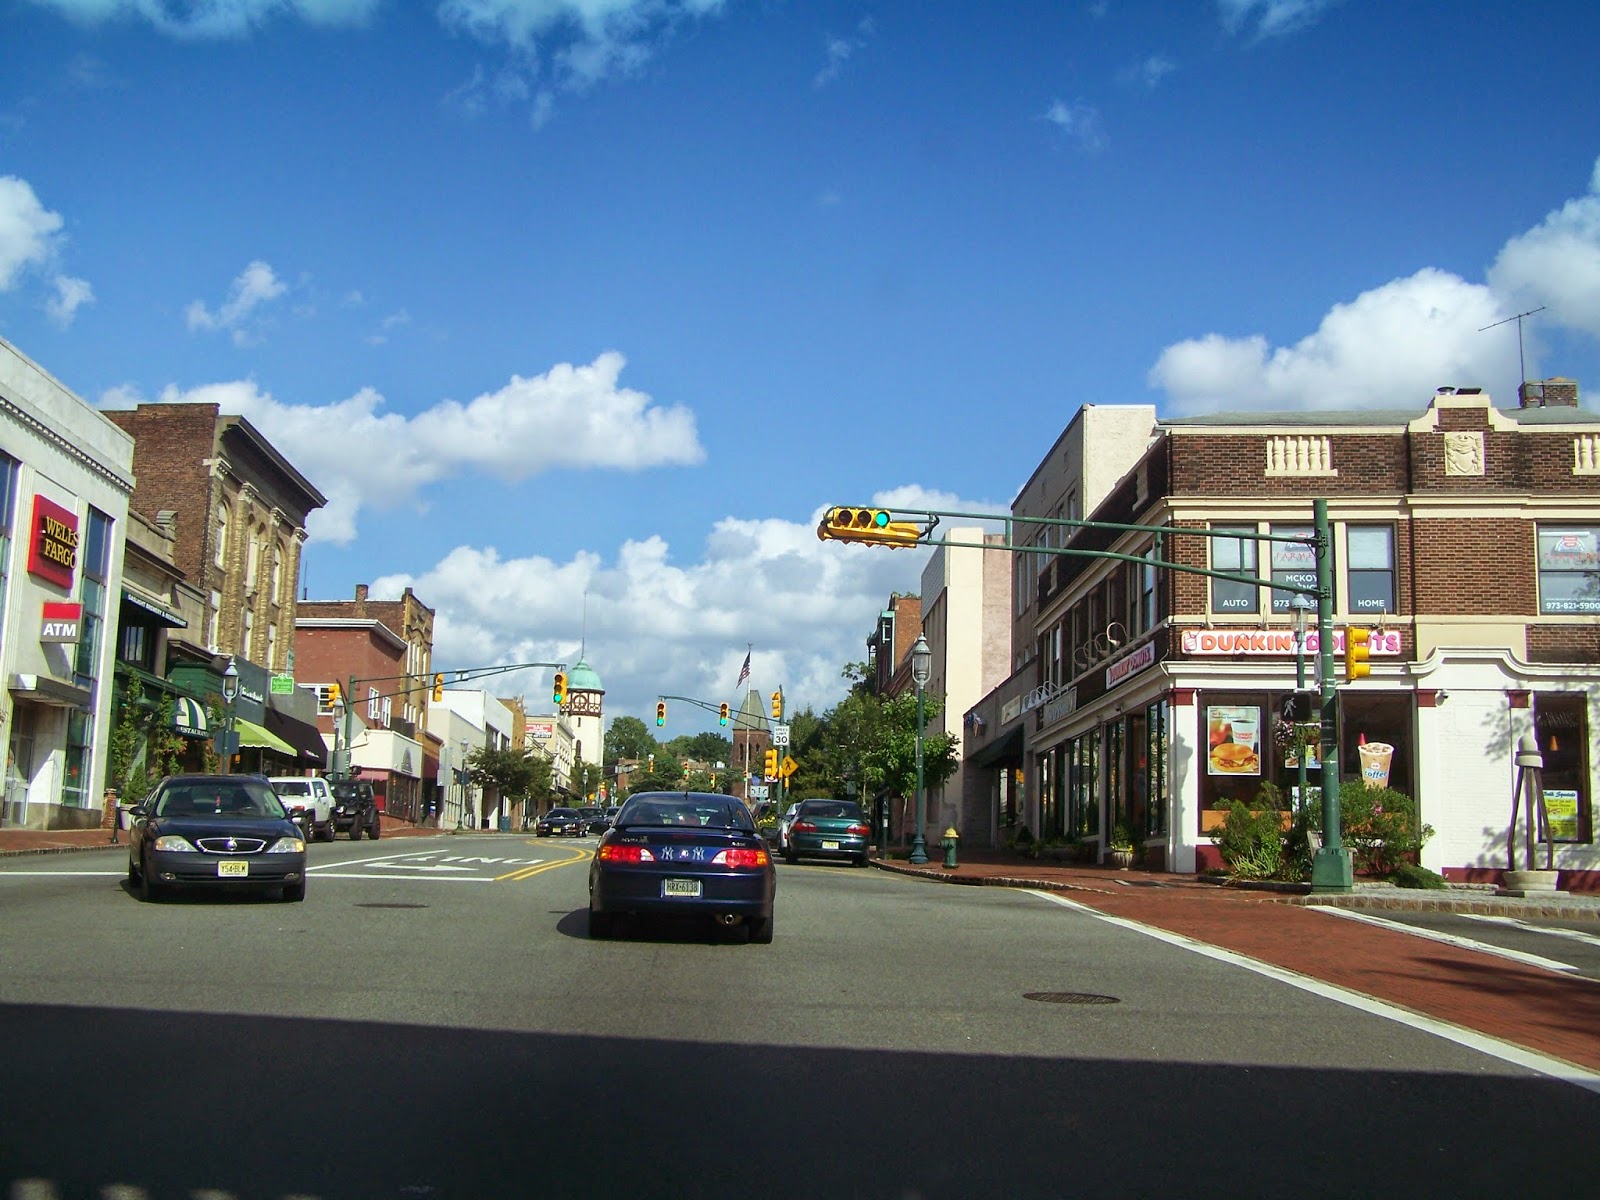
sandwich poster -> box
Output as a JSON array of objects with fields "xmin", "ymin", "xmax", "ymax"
[{"xmin": 1207, "ymin": 705, "xmax": 1262, "ymax": 776}]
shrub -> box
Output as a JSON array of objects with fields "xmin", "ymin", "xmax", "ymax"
[
  {"xmin": 1389, "ymin": 862, "xmax": 1446, "ymax": 890},
  {"xmin": 1302, "ymin": 783, "xmax": 1433, "ymax": 876},
  {"xmin": 1209, "ymin": 799, "xmax": 1285, "ymax": 880}
]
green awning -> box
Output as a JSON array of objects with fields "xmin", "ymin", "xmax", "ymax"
[{"xmin": 232, "ymin": 718, "xmax": 295, "ymax": 755}]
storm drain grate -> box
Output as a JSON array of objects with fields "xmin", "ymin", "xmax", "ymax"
[
  {"xmin": 356, "ymin": 902, "xmax": 429, "ymax": 909},
  {"xmin": 1024, "ymin": 991, "xmax": 1120, "ymax": 1005}
]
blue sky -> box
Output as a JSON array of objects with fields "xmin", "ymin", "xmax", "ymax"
[{"xmin": 5, "ymin": 0, "xmax": 1600, "ymax": 733}]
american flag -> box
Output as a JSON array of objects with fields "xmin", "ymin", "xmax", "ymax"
[{"xmin": 736, "ymin": 650, "xmax": 751, "ymax": 689}]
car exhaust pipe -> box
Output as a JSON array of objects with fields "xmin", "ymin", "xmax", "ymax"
[{"xmin": 716, "ymin": 913, "xmax": 743, "ymax": 927}]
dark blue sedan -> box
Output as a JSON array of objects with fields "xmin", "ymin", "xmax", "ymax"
[
  {"xmin": 588, "ymin": 791, "xmax": 776, "ymax": 943},
  {"xmin": 127, "ymin": 774, "xmax": 308, "ymax": 902}
]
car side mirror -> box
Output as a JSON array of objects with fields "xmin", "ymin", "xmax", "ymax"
[{"xmin": 131, "ymin": 804, "xmax": 150, "ymax": 819}]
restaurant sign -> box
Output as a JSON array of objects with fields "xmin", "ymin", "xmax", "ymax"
[
  {"xmin": 1106, "ymin": 641, "xmax": 1156, "ymax": 688},
  {"xmin": 1180, "ymin": 628, "xmax": 1401, "ymax": 656}
]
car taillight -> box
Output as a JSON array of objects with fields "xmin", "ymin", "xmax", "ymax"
[
  {"xmin": 598, "ymin": 844, "xmax": 655, "ymax": 863},
  {"xmin": 847, "ymin": 823, "xmax": 870, "ymax": 836},
  {"xmin": 713, "ymin": 847, "xmax": 770, "ymax": 869},
  {"xmin": 793, "ymin": 820, "xmax": 817, "ymax": 834}
]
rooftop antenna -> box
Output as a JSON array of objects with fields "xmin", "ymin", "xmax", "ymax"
[{"xmin": 1479, "ymin": 306, "xmax": 1546, "ymax": 384}]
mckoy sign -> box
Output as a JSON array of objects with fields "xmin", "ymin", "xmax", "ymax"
[
  {"xmin": 40, "ymin": 601, "xmax": 82, "ymax": 644},
  {"xmin": 28, "ymin": 496, "xmax": 79, "ymax": 589},
  {"xmin": 1180, "ymin": 628, "xmax": 1402, "ymax": 656}
]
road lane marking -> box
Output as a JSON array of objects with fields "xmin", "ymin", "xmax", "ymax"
[
  {"xmin": 1461, "ymin": 912, "xmax": 1600, "ymax": 950},
  {"xmin": 1310, "ymin": 906, "xmax": 1582, "ymax": 974},
  {"xmin": 498, "ymin": 845, "xmax": 591, "ymax": 881},
  {"xmin": 1031, "ymin": 889, "xmax": 1600, "ymax": 1096}
]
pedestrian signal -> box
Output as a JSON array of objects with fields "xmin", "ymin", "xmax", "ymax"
[
  {"xmin": 432, "ymin": 673, "xmax": 444, "ymax": 701},
  {"xmin": 816, "ymin": 506, "xmax": 922, "ymax": 548},
  {"xmin": 553, "ymin": 672, "xmax": 568, "ymax": 706},
  {"xmin": 718, "ymin": 701, "xmax": 730, "ymax": 726},
  {"xmin": 655, "ymin": 700, "xmax": 667, "ymax": 727},
  {"xmin": 1344, "ymin": 627, "xmax": 1372, "ymax": 682}
]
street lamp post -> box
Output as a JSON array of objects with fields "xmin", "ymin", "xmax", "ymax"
[
  {"xmin": 219, "ymin": 656, "xmax": 240, "ymax": 776},
  {"xmin": 1290, "ymin": 594, "xmax": 1315, "ymax": 814},
  {"xmin": 908, "ymin": 635, "xmax": 932, "ymax": 865}
]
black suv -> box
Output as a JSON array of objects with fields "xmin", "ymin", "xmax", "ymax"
[{"xmin": 330, "ymin": 779, "xmax": 381, "ymax": 840}]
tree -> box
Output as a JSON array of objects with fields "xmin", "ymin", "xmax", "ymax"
[
  {"xmin": 605, "ymin": 715, "xmax": 657, "ymax": 765},
  {"xmin": 465, "ymin": 746, "xmax": 546, "ymax": 807},
  {"xmin": 664, "ymin": 732, "xmax": 732, "ymax": 764}
]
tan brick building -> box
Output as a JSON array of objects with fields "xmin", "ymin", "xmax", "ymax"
[{"xmin": 966, "ymin": 382, "xmax": 1600, "ymax": 890}]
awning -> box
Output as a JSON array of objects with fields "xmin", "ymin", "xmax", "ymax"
[
  {"xmin": 173, "ymin": 695, "xmax": 210, "ymax": 738},
  {"xmin": 233, "ymin": 718, "xmax": 295, "ymax": 755},
  {"xmin": 121, "ymin": 589, "xmax": 187, "ymax": 629},
  {"xmin": 9, "ymin": 673, "xmax": 92, "ymax": 709},
  {"xmin": 265, "ymin": 706, "xmax": 329, "ymax": 768},
  {"xmin": 968, "ymin": 722, "xmax": 1025, "ymax": 768}
]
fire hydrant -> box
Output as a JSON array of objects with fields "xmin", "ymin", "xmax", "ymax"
[{"xmin": 941, "ymin": 827, "xmax": 960, "ymax": 869}]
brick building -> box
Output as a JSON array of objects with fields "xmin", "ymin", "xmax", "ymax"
[{"xmin": 965, "ymin": 382, "xmax": 1600, "ymax": 890}]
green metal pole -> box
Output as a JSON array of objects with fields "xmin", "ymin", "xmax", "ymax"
[
  {"xmin": 1311, "ymin": 499, "xmax": 1353, "ymax": 893},
  {"xmin": 1296, "ymin": 629, "xmax": 1308, "ymax": 815},
  {"xmin": 909, "ymin": 684, "xmax": 928, "ymax": 864}
]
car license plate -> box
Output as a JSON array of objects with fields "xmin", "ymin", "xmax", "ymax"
[
  {"xmin": 218, "ymin": 860, "xmax": 249, "ymax": 877},
  {"xmin": 662, "ymin": 878, "xmax": 701, "ymax": 898},
  {"xmin": 822, "ymin": 840, "xmax": 840, "ymax": 851}
]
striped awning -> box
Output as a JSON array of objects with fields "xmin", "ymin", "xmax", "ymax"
[
  {"xmin": 173, "ymin": 696, "xmax": 209, "ymax": 738},
  {"xmin": 233, "ymin": 718, "xmax": 295, "ymax": 755}
]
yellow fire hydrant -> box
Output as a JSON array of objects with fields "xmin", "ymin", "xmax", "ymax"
[{"xmin": 941, "ymin": 826, "xmax": 960, "ymax": 869}]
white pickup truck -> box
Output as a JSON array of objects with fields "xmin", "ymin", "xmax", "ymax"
[{"xmin": 268, "ymin": 776, "xmax": 335, "ymax": 842}]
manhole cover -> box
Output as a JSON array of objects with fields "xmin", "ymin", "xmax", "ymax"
[
  {"xmin": 356, "ymin": 902, "xmax": 428, "ymax": 909},
  {"xmin": 1024, "ymin": 992, "xmax": 1120, "ymax": 1005}
]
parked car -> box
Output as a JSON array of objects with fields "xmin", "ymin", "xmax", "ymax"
[
  {"xmin": 268, "ymin": 775, "xmax": 335, "ymax": 842},
  {"xmin": 536, "ymin": 807, "xmax": 585, "ymax": 837},
  {"xmin": 127, "ymin": 774, "xmax": 308, "ymax": 902},
  {"xmin": 775, "ymin": 801, "xmax": 802, "ymax": 852},
  {"xmin": 330, "ymin": 778, "xmax": 380, "ymax": 840},
  {"xmin": 578, "ymin": 805, "xmax": 609, "ymax": 835},
  {"xmin": 588, "ymin": 790, "xmax": 775, "ymax": 942},
  {"xmin": 784, "ymin": 798, "xmax": 871, "ymax": 867}
]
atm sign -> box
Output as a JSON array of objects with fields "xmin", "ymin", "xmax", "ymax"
[{"xmin": 41, "ymin": 602, "xmax": 82, "ymax": 644}]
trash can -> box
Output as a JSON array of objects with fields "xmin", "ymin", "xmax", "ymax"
[{"xmin": 497, "ymin": 815, "xmax": 510, "ymax": 832}]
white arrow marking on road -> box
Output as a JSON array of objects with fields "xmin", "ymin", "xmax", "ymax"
[
  {"xmin": 1461, "ymin": 912, "xmax": 1600, "ymax": 950},
  {"xmin": 1311, "ymin": 905, "xmax": 1581, "ymax": 973},
  {"xmin": 367, "ymin": 863, "xmax": 478, "ymax": 872}
]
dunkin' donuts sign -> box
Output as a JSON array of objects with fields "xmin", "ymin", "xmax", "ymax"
[{"xmin": 1180, "ymin": 628, "xmax": 1401, "ymax": 656}]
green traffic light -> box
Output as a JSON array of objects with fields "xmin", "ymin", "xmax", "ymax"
[{"xmin": 873, "ymin": 510, "xmax": 889, "ymax": 527}]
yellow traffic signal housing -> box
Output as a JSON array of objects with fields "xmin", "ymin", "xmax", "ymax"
[
  {"xmin": 328, "ymin": 682, "xmax": 341, "ymax": 707},
  {"xmin": 816, "ymin": 506, "xmax": 923, "ymax": 548},
  {"xmin": 763, "ymin": 748, "xmax": 779, "ymax": 778},
  {"xmin": 655, "ymin": 700, "xmax": 667, "ymax": 727},
  {"xmin": 432, "ymin": 673, "xmax": 444, "ymax": 701},
  {"xmin": 718, "ymin": 701, "xmax": 730, "ymax": 726},
  {"xmin": 553, "ymin": 672, "xmax": 568, "ymax": 706},
  {"xmin": 770, "ymin": 690, "xmax": 783, "ymax": 720},
  {"xmin": 1344, "ymin": 626, "xmax": 1372, "ymax": 682}
]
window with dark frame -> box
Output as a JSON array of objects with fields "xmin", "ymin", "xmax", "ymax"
[
  {"xmin": 1346, "ymin": 525, "xmax": 1396, "ymax": 614},
  {"xmin": 1536, "ymin": 525, "xmax": 1600, "ymax": 614},
  {"xmin": 1270, "ymin": 524, "xmax": 1318, "ymax": 613},
  {"xmin": 1210, "ymin": 526, "xmax": 1258, "ymax": 613}
]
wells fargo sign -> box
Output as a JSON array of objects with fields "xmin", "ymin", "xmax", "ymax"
[
  {"xmin": 28, "ymin": 496, "xmax": 79, "ymax": 589},
  {"xmin": 1180, "ymin": 628, "xmax": 1401, "ymax": 656}
]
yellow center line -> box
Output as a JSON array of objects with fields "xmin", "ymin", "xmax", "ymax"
[{"xmin": 497, "ymin": 844, "xmax": 592, "ymax": 881}]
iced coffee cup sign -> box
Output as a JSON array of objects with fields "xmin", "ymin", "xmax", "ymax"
[{"xmin": 1358, "ymin": 741, "xmax": 1394, "ymax": 789}]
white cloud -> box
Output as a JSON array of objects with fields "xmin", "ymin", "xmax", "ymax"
[
  {"xmin": 0, "ymin": 175, "xmax": 64, "ymax": 291},
  {"xmin": 1150, "ymin": 158, "xmax": 1600, "ymax": 413},
  {"xmin": 46, "ymin": 275, "xmax": 94, "ymax": 327},
  {"xmin": 186, "ymin": 260, "xmax": 288, "ymax": 341},
  {"xmin": 363, "ymin": 309, "xmax": 411, "ymax": 346},
  {"xmin": 368, "ymin": 489, "xmax": 999, "ymax": 724},
  {"xmin": 1218, "ymin": 0, "xmax": 1337, "ymax": 40},
  {"xmin": 29, "ymin": 0, "xmax": 380, "ymax": 38},
  {"xmin": 813, "ymin": 17, "xmax": 875, "ymax": 89},
  {"xmin": 1118, "ymin": 53, "xmax": 1175, "ymax": 89},
  {"xmin": 1040, "ymin": 99, "xmax": 1106, "ymax": 152},
  {"xmin": 1488, "ymin": 157, "xmax": 1600, "ymax": 339},
  {"xmin": 103, "ymin": 351, "xmax": 704, "ymax": 544}
]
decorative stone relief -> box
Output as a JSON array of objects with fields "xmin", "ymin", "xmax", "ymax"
[
  {"xmin": 1264, "ymin": 435, "xmax": 1337, "ymax": 477},
  {"xmin": 1573, "ymin": 434, "xmax": 1600, "ymax": 476},
  {"xmin": 1442, "ymin": 431, "xmax": 1484, "ymax": 476}
]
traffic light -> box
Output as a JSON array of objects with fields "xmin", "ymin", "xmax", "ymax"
[
  {"xmin": 816, "ymin": 506, "xmax": 923, "ymax": 548},
  {"xmin": 718, "ymin": 701, "xmax": 730, "ymax": 726},
  {"xmin": 771, "ymin": 690, "xmax": 783, "ymax": 720},
  {"xmin": 328, "ymin": 682, "xmax": 341, "ymax": 707},
  {"xmin": 763, "ymin": 748, "xmax": 779, "ymax": 778},
  {"xmin": 552, "ymin": 672, "xmax": 568, "ymax": 706},
  {"xmin": 432, "ymin": 673, "xmax": 444, "ymax": 701},
  {"xmin": 1344, "ymin": 626, "xmax": 1372, "ymax": 682},
  {"xmin": 655, "ymin": 700, "xmax": 667, "ymax": 727}
]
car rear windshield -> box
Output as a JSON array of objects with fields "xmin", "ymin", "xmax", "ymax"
[
  {"xmin": 547, "ymin": 808, "xmax": 578, "ymax": 818},
  {"xmin": 618, "ymin": 799, "xmax": 754, "ymax": 831},
  {"xmin": 798, "ymin": 801, "xmax": 865, "ymax": 821},
  {"xmin": 155, "ymin": 780, "xmax": 287, "ymax": 819},
  {"xmin": 273, "ymin": 780, "xmax": 310, "ymax": 796}
]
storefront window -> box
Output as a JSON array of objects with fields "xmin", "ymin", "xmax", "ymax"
[
  {"xmin": 1211, "ymin": 526, "xmax": 1258, "ymax": 613},
  {"xmin": 62, "ymin": 709, "xmax": 91, "ymax": 808},
  {"xmin": 1270, "ymin": 525, "xmax": 1317, "ymax": 613},
  {"xmin": 1339, "ymin": 693, "xmax": 1413, "ymax": 798},
  {"xmin": 1535, "ymin": 693, "xmax": 1591, "ymax": 843},
  {"xmin": 1036, "ymin": 749, "xmax": 1059, "ymax": 840},
  {"xmin": 1144, "ymin": 700, "xmax": 1169, "ymax": 839},
  {"xmin": 1199, "ymin": 695, "xmax": 1266, "ymax": 830},
  {"xmin": 1067, "ymin": 732, "xmax": 1098, "ymax": 839},
  {"xmin": 1536, "ymin": 526, "xmax": 1600, "ymax": 614},
  {"xmin": 1106, "ymin": 720, "xmax": 1125, "ymax": 835},
  {"xmin": 1347, "ymin": 525, "xmax": 1396, "ymax": 614}
]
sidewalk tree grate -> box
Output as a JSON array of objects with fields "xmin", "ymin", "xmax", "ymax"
[
  {"xmin": 356, "ymin": 902, "xmax": 428, "ymax": 909},
  {"xmin": 1024, "ymin": 991, "xmax": 1120, "ymax": 1005}
]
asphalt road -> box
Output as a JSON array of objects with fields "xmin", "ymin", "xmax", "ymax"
[{"xmin": 3, "ymin": 834, "xmax": 1597, "ymax": 1199}]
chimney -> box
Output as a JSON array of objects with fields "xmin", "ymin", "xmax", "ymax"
[
  {"xmin": 1520, "ymin": 376, "xmax": 1580, "ymax": 409},
  {"xmin": 354, "ymin": 584, "xmax": 368, "ymax": 613}
]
